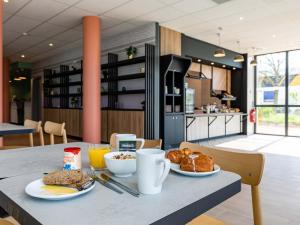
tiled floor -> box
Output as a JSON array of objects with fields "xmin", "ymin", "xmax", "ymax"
[{"xmin": 199, "ymin": 134, "xmax": 300, "ymax": 225}]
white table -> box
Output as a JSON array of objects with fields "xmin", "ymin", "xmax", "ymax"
[
  {"xmin": 0, "ymin": 123, "xmax": 35, "ymax": 136},
  {"xmin": 0, "ymin": 143, "xmax": 241, "ymax": 225}
]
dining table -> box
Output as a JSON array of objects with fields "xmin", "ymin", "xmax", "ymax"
[
  {"xmin": 0, "ymin": 142, "xmax": 241, "ymax": 225},
  {"xmin": 0, "ymin": 123, "xmax": 35, "ymax": 136}
]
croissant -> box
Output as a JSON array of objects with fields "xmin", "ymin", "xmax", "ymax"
[
  {"xmin": 180, "ymin": 154, "xmax": 214, "ymax": 172},
  {"xmin": 166, "ymin": 148, "xmax": 193, "ymax": 164}
]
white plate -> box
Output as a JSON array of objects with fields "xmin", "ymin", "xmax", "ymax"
[
  {"xmin": 25, "ymin": 179, "xmax": 95, "ymax": 200},
  {"xmin": 170, "ymin": 163, "xmax": 220, "ymax": 177}
]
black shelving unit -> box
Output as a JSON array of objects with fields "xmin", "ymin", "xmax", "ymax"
[
  {"xmin": 44, "ymin": 62, "xmax": 83, "ymax": 108},
  {"xmin": 160, "ymin": 54, "xmax": 192, "ymax": 149}
]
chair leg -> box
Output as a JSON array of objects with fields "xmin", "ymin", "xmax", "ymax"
[
  {"xmin": 28, "ymin": 133, "xmax": 34, "ymax": 147},
  {"xmin": 39, "ymin": 131, "xmax": 45, "ymax": 146},
  {"xmin": 50, "ymin": 134, "xmax": 54, "ymax": 145},
  {"xmin": 251, "ymin": 185, "xmax": 263, "ymax": 225},
  {"xmin": 62, "ymin": 130, "xmax": 67, "ymax": 144}
]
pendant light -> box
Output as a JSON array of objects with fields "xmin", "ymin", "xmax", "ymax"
[
  {"xmin": 214, "ymin": 27, "xmax": 226, "ymax": 58},
  {"xmin": 233, "ymin": 41, "xmax": 244, "ymax": 62},
  {"xmin": 250, "ymin": 47, "xmax": 257, "ymax": 66}
]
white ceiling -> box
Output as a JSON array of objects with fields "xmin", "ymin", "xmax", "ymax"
[{"xmin": 3, "ymin": 0, "xmax": 300, "ymax": 63}]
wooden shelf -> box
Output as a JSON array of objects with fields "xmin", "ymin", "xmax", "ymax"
[
  {"xmin": 101, "ymin": 73, "xmax": 145, "ymax": 82},
  {"xmin": 45, "ymin": 93, "xmax": 81, "ymax": 98},
  {"xmin": 101, "ymin": 89, "xmax": 145, "ymax": 96},
  {"xmin": 44, "ymin": 81, "xmax": 82, "ymax": 88},
  {"xmin": 46, "ymin": 69, "xmax": 82, "ymax": 79},
  {"xmin": 102, "ymin": 56, "xmax": 145, "ymax": 69},
  {"xmin": 166, "ymin": 94, "xmax": 182, "ymax": 97}
]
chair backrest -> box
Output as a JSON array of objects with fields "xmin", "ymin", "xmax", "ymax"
[
  {"xmin": 110, "ymin": 133, "xmax": 117, "ymax": 149},
  {"xmin": 138, "ymin": 139, "xmax": 162, "ymax": 149},
  {"xmin": 24, "ymin": 119, "xmax": 44, "ymax": 146},
  {"xmin": 44, "ymin": 121, "xmax": 67, "ymax": 145},
  {"xmin": 180, "ymin": 142, "xmax": 265, "ymax": 225}
]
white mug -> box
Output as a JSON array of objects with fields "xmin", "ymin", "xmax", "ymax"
[
  {"xmin": 137, "ymin": 149, "xmax": 171, "ymax": 195},
  {"xmin": 116, "ymin": 134, "xmax": 145, "ymax": 151}
]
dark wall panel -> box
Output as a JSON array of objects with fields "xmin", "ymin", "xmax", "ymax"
[{"xmin": 182, "ymin": 35, "xmax": 243, "ymax": 68}]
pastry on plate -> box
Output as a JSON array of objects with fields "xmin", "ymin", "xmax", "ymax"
[
  {"xmin": 180, "ymin": 154, "xmax": 214, "ymax": 172},
  {"xmin": 166, "ymin": 148, "xmax": 193, "ymax": 164}
]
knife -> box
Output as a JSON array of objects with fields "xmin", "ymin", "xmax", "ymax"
[
  {"xmin": 90, "ymin": 174, "xmax": 123, "ymax": 194},
  {"xmin": 101, "ymin": 173, "xmax": 140, "ymax": 197}
]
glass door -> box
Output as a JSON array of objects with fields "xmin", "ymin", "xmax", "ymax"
[
  {"xmin": 255, "ymin": 49, "xmax": 300, "ymax": 136},
  {"xmin": 255, "ymin": 52, "xmax": 286, "ymax": 135},
  {"xmin": 288, "ymin": 50, "xmax": 300, "ymax": 136}
]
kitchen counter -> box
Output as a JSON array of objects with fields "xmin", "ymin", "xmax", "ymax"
[
  {"xmin": 186, "ymin": 112, "xmax": 247, "ymax": 141},
  {"xmin": 186, "ymin": 112, "xmax": 247, "ymax": 117}
]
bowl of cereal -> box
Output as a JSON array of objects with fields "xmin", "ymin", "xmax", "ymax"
[{"xmin": 104, "ymin": 152, "xmax": 136, "ymax": 177}]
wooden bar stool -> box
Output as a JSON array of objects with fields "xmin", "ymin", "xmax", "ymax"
[
  {"xmin": 44, "ymin": 121, "xmax": 67, "ymax": 145},
  {"xmin": 24, "ymin": 119, "xmax": 44, "ymax": 147},
  {"xmin": 180, "ymin": 142, "xmax": 265, "ymax": 225}
]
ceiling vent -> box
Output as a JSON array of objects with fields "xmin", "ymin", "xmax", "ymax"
[{"xmin": 211, "ymin": 0, "xmax": 232, "ymax": 4}]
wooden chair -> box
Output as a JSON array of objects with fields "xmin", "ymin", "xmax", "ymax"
[
  {"xmin": 24, "ymin": 119, "xmax": 44, "ymax": 147},
  {"xmin": 179, "ymin": 142, "xmax": 265, "ymax": 225},
  {"xmin": 138, "ymin": 139, "xmax": 162, "ymax": 149},
  {"xmin": 44, "ymin": 121, "xmax": 67, "ymax": 145},
  {"xmin": 109, "ymin": 133, "xmax": 117, "ymax": 149},
  {"xmin": 110, "ymin": 133, "xmax": 162, "ymax": 150},
  {"xmin": 0, "ymin": 217, "xmax": 18, "ymax": 225}
]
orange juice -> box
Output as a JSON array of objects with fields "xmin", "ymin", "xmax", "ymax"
[{"xmin": 88, "ymin": 147, "xmax": 111, "ymax": 170}]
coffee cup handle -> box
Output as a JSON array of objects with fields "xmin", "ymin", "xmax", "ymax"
[
  {"xmin": 155, "ymin": 159, "xmax": 171, "ymax": 187},
  {"xmin": 136, "ymin": 138, "xmax": 145, "ymax": 149}
]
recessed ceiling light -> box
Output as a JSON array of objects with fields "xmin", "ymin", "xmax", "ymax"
[
  {"xmin": 21, "ymin": 54, "xmax": 25, "ymax": 58},
  {"xmin": 222, "ymin": 65, "xmax": 226, "ymax": 68},
  {"xmin": 14, "ymin": 78, "xmax": 21, "ymax": 81},
  {"xmin": 19, "ymin": 76, "xmax": 27, "ymax": 80},
  {"xmin": 233, "ymin": 67, "xmax": 236, "ymax": 70},
  {"xmin": 197, "ymin": 59, "xmax": 201, "ymax": 62},
  {"xmin": 211, "ymin": 62, "xmax": 215, "ymax": 65},
  {"xmin": 3, "ymin": 0, "xmax": 9, "ymax": 3},
  {"xmin": 239, "ymin": 16, "xmax": 244, "ymax": 21},
  {"xmin": 49, "ymin": 43, "xmax": 54, "ymax": 47},
  {"xmin": 272, "ymin": 34, "xmax": 276, "ymax": 38},
  {"xmin": 9, "ymin": 80, "xmax": 12, "ymax": 83},
  {"xmin": 22, "ymin": 32, "xmax": 28, "ymax": 36}
]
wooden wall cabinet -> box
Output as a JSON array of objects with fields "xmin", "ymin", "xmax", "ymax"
[
  {"xmin": 107, "ymin": 110, "xmax": 144, "ymax": 139},
  {"xmin": 160, "ymin": 26, "xmax": 181, "ymax": 56},
  {"xmin": 44, "ymin": 108, "xmax": 144, "ymax": 142},
  {"xmin": 212, "ymin": 67, "xmax": 227, "ymax": 91}
]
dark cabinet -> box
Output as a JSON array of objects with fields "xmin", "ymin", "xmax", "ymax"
[
  {"xmin": 164, "ymin": 114, "xmax": 184, "ymax": 149},
  {"xmin": 160, "ymin": 55, "xmax": 191, "ymax": 149}
]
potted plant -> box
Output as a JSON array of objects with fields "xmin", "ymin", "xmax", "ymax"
[
  {"xmin": 71, "ymin": 97, "xmax": 79, "ymax": 108},
  {"xmin": 125, "ymin": 46, "xmax": 137, "ymax": 59}
]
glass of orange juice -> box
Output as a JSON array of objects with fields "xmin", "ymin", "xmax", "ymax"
[{"xmin": 88, "ymin": 145, "xmax": 111, "ymax": 170}]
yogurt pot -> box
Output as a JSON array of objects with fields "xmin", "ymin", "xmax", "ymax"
[{"xmin": 63, "ymin": 147, "xmax": 82, "ymax": 170}]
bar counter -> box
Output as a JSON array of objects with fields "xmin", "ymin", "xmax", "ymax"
[{"xmin": 186, "ymin": 112, "xmax": 248, "ymax": 141}]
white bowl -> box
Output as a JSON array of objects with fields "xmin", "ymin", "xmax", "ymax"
[{"xmin": 104, "ymin": 152, "xmax": 136, "ymax": 177}]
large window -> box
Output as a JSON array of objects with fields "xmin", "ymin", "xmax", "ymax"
[{"xmin": 255, "ymin": 50, "xmax": 300, "ymax": 136}]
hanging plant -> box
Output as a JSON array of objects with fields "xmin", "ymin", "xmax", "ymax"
[{"xmin": 125, "ymin": 46, "xmax": 137, "ymax": 59}]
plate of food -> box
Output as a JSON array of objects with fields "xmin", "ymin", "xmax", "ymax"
[
  {"xmin": 166, "ymin": 148, "xmax": 220, "ymax": 177},
  {"xmin": 25, "ymin": 170, "xmax": 95, "ymax": 200}
]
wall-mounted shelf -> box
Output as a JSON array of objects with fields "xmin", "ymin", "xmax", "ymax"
[
  {"xmin": 166, "ymin": 94, "xmax": 182, "ymax": 97},
  {"xmin": 102, "ymin": 56, "xmax": 145, "ymax": 69},
  {"xmin": 102, "ymin": 89, "xmax": 145, "ymax": 96},
  {"xmin": 101, "ymin": 73, "xmax": 145, "ymax": 82}
]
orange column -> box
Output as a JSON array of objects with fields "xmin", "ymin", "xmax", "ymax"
[
  {"xmin": 82, "ymin": 16, "xmax": 101, "ymax": 143},
  {"xmin": 3, "ymin": 58, "xmax": 10, "ymax": 122},
  {"xmin": 0, "ymin": 1, "xmax": 3, "ymax": 146}
]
